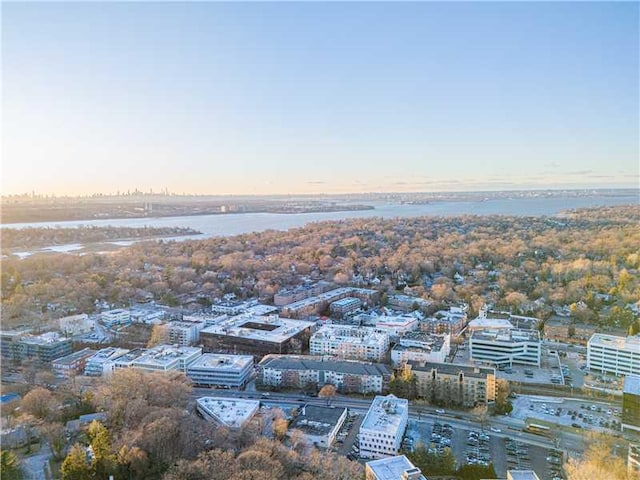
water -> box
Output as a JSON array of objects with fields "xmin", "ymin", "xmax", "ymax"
[{"xmin": 3, "ymin": 196, "xmax": 637, "ymax": 253}]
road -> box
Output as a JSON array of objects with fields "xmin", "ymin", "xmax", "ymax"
[{"xmin": 190, "ymin": 389, "xmax": 581, "ymax": 451}]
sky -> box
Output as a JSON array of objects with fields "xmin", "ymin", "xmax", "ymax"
[{"xmin": 2, "ymin": 1, "xmax": 639, "ymax": 196}]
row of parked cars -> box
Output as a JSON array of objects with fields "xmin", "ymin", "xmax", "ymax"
[
  {"xmin": 546, "ymin": 448, "xmax": 565, "ymax": 480},
  {"xmin": 466, "ymin": 430, "xmax": 491, "ymax": 466},
  {"xmin": 506, "ymin": 438, "xmax": 532, "ymax": 471}
]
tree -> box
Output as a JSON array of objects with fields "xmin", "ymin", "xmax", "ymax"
[
  {"xmin": 21, "ymin": 387, "xmax": 55, "ymax": 420},
  {"xmin": 273, "ymin": 418, "xmax": 288, "ymax": 440},
  {"xmin": 147, "ymin": 324, "xmax": 169, "ymax": 347},
  {"xmin": 87, "ymin": 420, "xmax": 116, "ymax": 478},
  {"xmin": 0, "ymin": 450, "xmax": 23, "ymax": 480},
  {"xmin": 61, "ymin": 444, "xmax": 92, "ymax": 480},
  {"xmin": 40, "ymin": 422, "xmax": 67, "ymax": 460},
  {"xmin": 494, "ymin": 379, "xmax": 513, "ymax": 415},
  {"xmin": 318, "ymin": 384, "xmax": 337, "ymax": 405},
  {"xmin": 456, "ymin": 463, "xmax": 497, "ymax": 480},
  {"xmin": 564, "ymin": 433, "xmax": 633, "ymax": 480}
]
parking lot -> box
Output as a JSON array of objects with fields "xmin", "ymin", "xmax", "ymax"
[
  {"xmin": 334, "ymin": 412, "xmax": 363, "ymax": 459},
  {"xmin": 402, "ymin": 418, "xmax": 560, "ymax": 479},
  {"xmin": 511, "ymin": 396, "xmax": 622, "ymax": 433}
]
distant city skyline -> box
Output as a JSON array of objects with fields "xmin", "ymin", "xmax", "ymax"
[{"xmin": 2, "ymin": 2, "xmax": 638, "ymax": 196}]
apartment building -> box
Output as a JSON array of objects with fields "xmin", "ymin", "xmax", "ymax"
[
  {"xmin": 131, "ymin": 345, "xmax": 202, "ymax": 373},
  {"xmin": 280, "ymin": 287, "xmax": 378, "ymax": 319},
  {"xmin": 166, "ymin": 320, "xmax": 205, "ymax": 346},
  {"xmin": 470, "ymin": 329, "xmax": 541, "ymax": 367},
  {"xmin": 274, "ymin": 281, "xmax": 333, "ymax": 306},
  {"xmin": 364, "ymin": 315, "xmax": 419, "ymax": 340},
  {"xmin": 391, "ymin": 332, "xmax": 450, "ymax": 366},
  {"xmin": 330, "ymin": 297, "xmax": 362, "ymax": 317},
  {"xmin": 288, "ymin": 405, "xmax": 348, "ymax": 449},
  {"xmin": 387, "ymin": 295, "xmax": 430, "ymax": 313},
  {"xmin": 420, "ymin": 307, "xmax": 467, "ymax": 336},
  {"xmin": 365, "ymin": 456, "xmax": 427, "ymax": 480},
  {"xmin": 52, "ymin": 348, "xmax": 96, "ymax": 377},
  {"xmin": 410, "ymin": 361, "xmax": 496, "ymax": 407},
  {"xmin": 259, "ymin": 354, "xmax": 392, "ymax": 394},
  {"xmin": 310, "ymin": 325, "xmax": 389, "ymax": 362},
  {"xmin": 186, "ymin": 354, "xmax": 254, "ymax": 388},
  {"xmin": 84, "ymin": 347, "xmax": 130, "ymax": 376},
  {"xmin": 587, "ymin": 334, "xmax": 640, "ymax": 376},
  {"xmin": 359, "ymin": 394, "xmax": 409, "ymax": 459},
  {"xmin": 543, "ymin": 320, "xmax": 596, "ymax": 346}
]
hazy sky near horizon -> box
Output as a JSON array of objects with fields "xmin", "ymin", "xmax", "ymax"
[{"xmin": 2, "ymin": 1, "xmax": 639, "ymax": 196}]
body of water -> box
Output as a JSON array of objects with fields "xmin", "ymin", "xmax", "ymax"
[{"xmin": 3, "ymin": 196, "xmax": 638, "ymax": 239}]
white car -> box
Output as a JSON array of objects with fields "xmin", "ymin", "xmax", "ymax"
[
  {"xmin": 490, "ymin": 427, "xmax": 501, "ymax": 433},
  {"xmin": 435, "ymin": 409, "xmax": 445, "ymax": 414}
]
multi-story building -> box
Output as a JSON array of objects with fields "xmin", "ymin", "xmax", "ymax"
[
  {"xmin": 543, "ymin": 320, "xmax": 596, "ymax": 346},
  {"xmin": 507, "ymin": 472, "xmax": 541, "ymax": 480},
  {"xmin": 196, "ymin": 397, "xmax": 260, "ymax": 429},
  {"xmin": 84, "ymin": 348, "xmax": 130, "ymax": 376},
  {"xmin": 274, "ymin": 281, "xmax": 333, "ymax": 306},
  {"xmin": 310, "ymin": 325, "xmax": 389, "ymax": 362},
  {"xmin": 129, "ymin": 306, "xmax": 166, "ymax": 325},
  {"xmin": 387, "ymin": 295, "xmax": 430, "ymax": 313},
  {"xmin": 59, "ymin": 314, "xmax": 94, "ymax": 336},
  {"xmin": 131, "ymin": 345, "xmax": 202, "ymax": 373},
  {"xmin": 101, "ymin": 309, "xmax": 131, "ymax": 329},
  {"xmin": 330, "ymin": 297, "xmax": 362, "ymax": 317},
  {"xmin": 419, "ymin": 307, "xmax": 467, "ymax": 336},
  {"xmin": 365, "ymin": 455, "xmax": 427, "ymax": 480},
  {"xmin": 200, "ymin": 314, "xmax": 314, "ymax": 356},
  {"xmin": 259, "ymin": 354, "xmax": 392, "ymax": 394},
  {"xmin": 211, "ymin": 300, "xmax": 246, "ymax": 316},
  {"xmin": 1, "ymin": 332, "xmax": 72, "ymax": 363},
  {"xmin": 288, "ymin": 405, "xmax": 348, "ymax": 449},
  {"xmin": 622, "ymin": 375, "xmax": 640, "ymax": 434},
  {"xmin": 359, "ymin": 394, "xmax": 409, "ymax": 459},
  {"xmin": 368, "ymin": 316, "xmax": 419, "ymax": 340},
  {"xmin": 470, "ymin": 329, "xmax": 541, "ymax": 367},
  {"xmin": 391, "ymin": 332, "xmax": 450, "ymax": 366},
  {"xmin": 110, "ymin": 348, "xmax": 148, "ymax": 371},
  {"xmin": 280, "ymin": 287, "xmax": 378, "ymax": 319},
  {"xmin": 628, "ymin": 443, "xmax": 640, "ymax": 476},
  {"xmin": 186, "ymin": 354, "xmax": 254, "ymax": 388},
  {"xmin": 410, "ymin": 361, "xmax": 496, "ymax": 407},
  {"xmin": 166, "ymin": 320, "xmax": 205, "ymax": 346},
  {"xmin": 52, "ymin": 348, "xmax": 96, "ymax": 377},
  {"xmin": 587, "ymin": 334, "xmax": 640, "ymax": 376}
]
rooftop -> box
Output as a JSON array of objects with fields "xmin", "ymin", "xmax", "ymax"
[
  {"xmin": 507, "ymin": 471, "xmax": 541, "ymax": 480},
  {"xmin": 589, "ymin": 333, "xmax": 640, "ymax": 351},
  {"xmin": 20, "ymin": 332, "xmax": 69, "ymax": 345},
  {"xmin": 366, "ymin": 455, "xmax": 426, "ymax": 480},
  {"xmin": 201, "ymin": 314, "xmax": 314, "ymax": 343},
  {"xmin": 167, "ymin": 321, "xmax": 203, "ymax": 329},
  {"xmin": 102, "ymin": 309, "xmax": 128, "ymax": 315},
  {"xmin": 468, "ymin": 318, "xmax": 515, "ymax": 330},
  {"xmin": 311, "ymin": 325, "xmax": 388, "ymax": 346},
  {"xmin": 624, "ymin": 375, "xmax": 640, "ymax": 396},
  {"xmin": 260, "ymin": 354, "xmax": 391, "ymax": 377},
  {"xmin": 196, "ymin": 397, "xmax": 259, "ymax": 429},
  {"xmin": 375, "ymin": 316, "xmax": 418, "ymax": 327},
  {"xmin": 133, "ymin": 345, "xmax": 202, "ymax": 367},
  {"xmin": 411, "ymin": 361, "xmax": 495, "ymax": 379},
  {"xmin": 188, "ymin": 353, "xmax": 253, "ymax": 370},
  {"xmin": 331, "ymin": 297, "xmax": 361, "ymax": 307},
  {"xmin": 86, "ymin": 347, "xmax": 130, "ymax": 363},
  {"xmin": 471, "ymin": 328, "xmax": 540, "ymax": 343},
  {"xmin": 52, "ymin": 348, "xmax": 96, "ymax": 365},
  {"xmin": 361, "ymin": 394, "xmax": 409, "ymax": 435},
  {"xmin": 289, "ymin": 405, "xmax": 347, "ymax": 437}
]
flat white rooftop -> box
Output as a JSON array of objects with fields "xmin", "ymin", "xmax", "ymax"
[
  {"xmin": 188, "ymin": 353, "xmax": 253, "ymax": 370},
  {"xmin": 201, "ymin": 314, "xmax": 313, "ymax": 343},
  {"xmin": 624, "ymin": 375, "xmax": 640, "ymax": 395},
  {"xmin": 133, "ymin": 345, "xmax": 201, "ymax": 367},
  {"xmin": 361, "ymin": 394, "xmax": 409, "ymax": 435},
  {"xmin": 312, "ymin": 325, "xmax": 388, "ymax": 346},
  {"xmin": 471, "ymin": 328, "xmax": 539, "ymax": 343},
  {"xmin": 507, "ymin": 471, "xmax": 541, "ymax": 480},
  {"xmin": 468, "ymin": 318, "xmax": 514, "ymax": 330},
  {"xmin": 589, "ymin": 333, "xmax": 640, "ymax": 351},
  {"xmin": 196, "ymin": 397, "xmax": 259, "ymax": 429},
  {"xmin": 366, "ymin": 455, "xmax": 426, "ymax": 480}
]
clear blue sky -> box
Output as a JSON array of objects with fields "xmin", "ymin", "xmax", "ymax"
[{"xmin": 2, "ymin": 1, "xmax": 638, "ymax": 195}]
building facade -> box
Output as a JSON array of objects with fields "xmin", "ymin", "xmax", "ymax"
[
  {"xmin": 391, "ymin": 332, "xmax": 450, "ymax": 366},
  {"xmin": 469, "ymin": 329, "xmax": 541, "ymax": 367},
  {"xmin": 84, "ymin": 348, "xmax": 130, "ymax": 376},
  {"xmin": 259, "ymin": 354, "xmax": 392, "ymax": 394},
  {"xmin": 166, "ymin": 320, "xmax": 205, "ymax": 346},
  {"xmin": 101, "ymin": 309, "xmax": 131, "ymax": 329},
  {"xmin": 288, "ymin": 405, "xmax": 348, "ymax": 449},
  {"xmin": 410, "ymin": 361, "xmax": 496, "ymax": 407},
  {"xmin": 310, "ymin": 325, "xmax": 389, "ymax": 362},
  {"xmin": 622, "ymin": 375, "xmax": 640, "ymax": 434},
  {"xmin": 1, "ymin": 332, "xmax": 72, "ymax": 363},
  {"xmin": 52, "ymin": 348, "xmax": 96, "ymax": 377},
  {"xmin": 186, "ymin": 354, "xmax": 254, "ymax": 388},
  {"xmin": 587, "ymin": 334, "xmax": 640, "ymax": 376},
  {"xmin": 365, "ymin": 456, "xmax": 426, "ymax": 480},
  {"xmin": 359, "ymin": 395, "xmax": 409, "ymax": 459}
]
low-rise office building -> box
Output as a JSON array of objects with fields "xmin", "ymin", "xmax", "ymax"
[
  {"xmin": 310, "ymin": 325, "xmax": 389, "ymax": 362},
  {"xmin": 186, "ymin": 354, "xmax": 254, "ymax": 388},
  {"xmin": 288, "ymin": 405, "xmax": 348, "ymax": 449},
  {"xmin": 101, "ymin": 309, "xmax": 131, "ymax": 329},
  {"xmin": 1, "ymin": 332, "xmax": 72, "ymax": 363},
  {"xmin": 359, "ymin": 394, "xmax": 409, "ymax": 459},
  {"xmin": 131, "ymin": 345, "xmax": 202, "ymax": 373},
  {"xmin": 52, "ymin": 348, "xmax": 96, "ymax": 377},
  {"xmin": 470, "ymin": 329, "xmax": 541, "ymax": 367},
  {"xmin": 587, "ymin": 334, "xmax": 640, "ymax": 376},
  {"xmin": 365, "ymin": 455, "xmax": 427, "ymax": 480},
  {"xmin": 622, "ymin": 375, "xmax": 640, "ymax": 434},
  {"xmin": 84, "ymin": 348, "xmax": 130, "ymax": 376},
  {"xmin": 259, "ymin": 354, "xmax": 391, "ymax": 394},
  {"xmin": 59, "ymin": 314, "xmax": 94, "ymax": 336},
  {"xmin": 410, "ymin": 361, "xmax": 496, "ymax": 407},
  {"xmin": 391, "ymin": 332, "xmax": 450, "ymax": 366},
  {"xmin": 196, "ymin": 397, "xmax": 260, "ymax": 429},
  {"xmin": 200, "ymin": 314, "xmax": 314, "ymax": 356}
]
